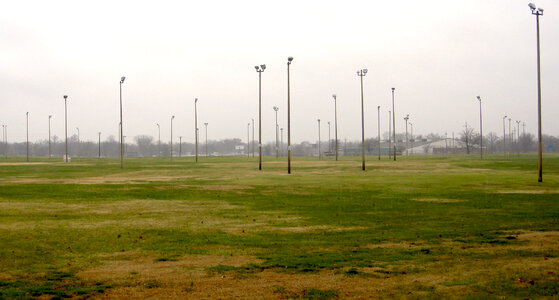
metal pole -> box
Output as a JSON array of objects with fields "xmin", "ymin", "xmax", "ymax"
[
  {"xmin": 76, "ymin": 127, "xmax": 79, "ymax": 157},
  {"xmin": 204, "ymin": 123, "xmax": 208, "ymax": 157},
  {"xmin": 388, "ymin": 111, "xmax": 391, "ymax": 159},
  {"xmin": 26, "ymin": 112, "xmax": 29, "ymax": 162},
  {"xmin": 327, "ymin": 121, "xmax": 331, "ymax": 154},
  {"xmin": 258, "ymin": 69, "xmax": 263, "ymax": 170},
  {"xmin": 251, "ymin": 118, "xmax": 255, "ymax": 157},
  {"xmin": 508, "ymin": 118, "xmax": 511, "ymax": 156},
  {"xmin": 404, "ymin": 115, "xmax": 409, "ymax": 156},
  {"xmin": 171, "ymin": 116, "xmax": 174, "ymax": 159},
  {"xmin": 247, "ymin": 123, "xmax": 250, "ymax": 157},
  {"xmin": 280, "ymin": 128, "xmax": 283, "ymax": 156},
  {"xmin": 377, "ymin": 106, "xmax": 381, "ymax": 160},
  {"xmin": 98, "ymin": 132, "xmax": 101, "ymax": 158},
  {"xmin": 64, "ymin": 95, "xmax": 68, "ymax": 162},
  {"xmin": 156, "ymin": 123, "xmax": 160, "ymax": 157},
  {"xmin": 534, "ymin": 10, "xmax": 543, "ymax": 181},
  {"xmin": 119, "ymin": 78, "xmax": 124, "ymax": 168},
  {"xmin": 274, "ymin": 106, "xmax": 279, "ymax": 158},
  {"xmin": 195, "ymin": 98, "xmax": 198, "ymax": 163},
  {"xmin": 287, "ymin": 58, "xmax": 293, "ymax": 174},
  {"xmin": 48, "ymin": 115, "xmax": 52, "ymax": 157},
  {"xmin": 480, "ymin": 100, "xmax": 483, "ymax": 159},
  {"xmin": 410, "ymin": 123, "xmax": 413, "ymax": 155},
  {"xmin": 357, "ymin": 69, "xmax": 367, "ymax": 171},
  {"xmin": 333, "ymin": 94, "xmax": 338, "ymax": 161},
  {"xmin": 503, "ymin": 116, "xmax": 507, "ymax": 155},
  {"xmin": 391, "ymin": 88, "xmax": 396, "ymax": 161},
  {"xmin": 317, "ymin": 119, "xmax": 321, "ymax": 159}
]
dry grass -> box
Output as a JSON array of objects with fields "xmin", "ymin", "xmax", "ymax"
[
  {"xmin": 71, "ymin": 231, "xmax": 559, "ymax": 298},
  {"xmin": 410, "ymin": 198, "xmax": 467, "ymax": 203}
]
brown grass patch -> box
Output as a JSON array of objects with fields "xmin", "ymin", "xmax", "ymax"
[
  {"xmin": 410, "ymin": 198, "xmax": 466, "ymax": 203},
  {"xmin": 496, "ymin": 190, "xmax": 555, "ymax": 194},
  {"xmin": 0, "ymin": 162, "xmax": 50, "ymax": 166}
]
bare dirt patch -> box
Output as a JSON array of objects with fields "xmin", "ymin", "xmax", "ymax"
[{"xmin": 0, "ymin": 162, "xmax": 50, "ymax": 166}]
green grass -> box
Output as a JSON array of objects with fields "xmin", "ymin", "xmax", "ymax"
[{"xmin": 0, "ymin": 154, "xmax": 558, "ymax": 298}]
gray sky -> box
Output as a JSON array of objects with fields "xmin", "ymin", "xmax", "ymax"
[{"xmin": 1, "ymin": 0, "xmax": 558, "ymax": 143}]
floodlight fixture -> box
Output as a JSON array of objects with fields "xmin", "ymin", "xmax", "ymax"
[{"xmin": 120, "ymin": 76, "xmax": 126, "ymax": 83}]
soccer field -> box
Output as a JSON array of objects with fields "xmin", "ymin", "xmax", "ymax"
[{"xmin": 0, "ymin": 155, "xmax": 558, "ymax": 299}]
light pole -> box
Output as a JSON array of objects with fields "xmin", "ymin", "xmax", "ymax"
[
  {"xmin": 391, "ymin": 88, "xmax": 396, "ymax": 161},
  {"xmin": 529, "ymin": 2, "xmax": 544, "ymax": 182},
  {"xmin": 156, "ymin": 123, "xmax": 161, "ymax": 157},
  {"xmin": 194, "ymin": 98, "xmax": 199, "ymax": 163},
  {"xmin": 508, "ymin": 118, "xmax": 512, "ymax": 155},
  {"xmin": 516, "ymin": 121, "xmax": 522, "ymax": 153},
  {"xmin": 357, "ymin": 68, "xmax": 367, "ymax": 171},
  {"xmin": 388, "ymin": 110, "xmax": 391, "ymax": 159},
  {"xmin": 76, "ymin": 127, "xmax": 79, "ymax": 157},
  {"xmin": 273, "ymin": 106, "xmax": 279, "ymax": 158},
  {"xmin": 204, "ymin": 122, "xmax": 208, "ymax": 157},
  {"xmin": 119, "ymin": 76, "xmax": 125, "ymax": 168},
  {"xmin": 377, "ymin": 105, "xmax": 381, "ymax": 160},
  {"xmin": 287, "ymin": 57, "xmax": 293, "ymax": 174},
  {"xmin": 410, "ymin": 122, "xmax": 413, "ymax": 155},
  {"xmin": 255, "ymin": 64, "xmax": 266, "ymax": 170},
  {"xmin": 247, "ymin": 122, "xmax": 250, "ymax": 157},
  {"xmin": 2, "ymin": 125, "xmax": 5, "ymax": 158},
  {"xmin": 332, "ymin": 94, "xmax": 339, "ymax": 161},
  {"xmin": 280, "ymin": 128, "xmax": 284, "ymax": 156},
  {"xmin": 170, "ymin": 115, "xmax": 175, "ymax": 159},
  {"xmin": 98, "ymin": 132, "xmax": 101, "ymax": 158},
  {"xmin": 251, "ymin": 118, "xmax": 255, "ymax": 157},
  {"xmin": 502, "ymin": 115, "xmax": 507, "ymax": 155},
  {"xmin": 26, "ymin": 112, "xmax": 29, "ymax": 162},
  {"xmin": 327, "ymin": 121, "xmax": 331, "ymax": 154},
  {"xmin": 48, "ymin": 115, "xmax": 52, "ymax": 157},
  {"xmin": 64, "ymin": 95, "xmax": 68, "ymax": 163},
  {"xmin": 477, "ymin": 96, "xmax": 483, "ymax": 159},
  {"xmin": 317, "ymin": 119, "xmax": 321, "ymax": 160},
  {"xmin": 404, "ymin": 114, "xmax": 409, "ymax": 156},
  {"xmin": 179, "ymin": 136, "xmax": 182, "ymax": 157}
]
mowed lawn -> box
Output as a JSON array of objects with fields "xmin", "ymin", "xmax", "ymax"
[{"xmin": 0, "ymin": 155, "xmax": 558, "ymax": 299}]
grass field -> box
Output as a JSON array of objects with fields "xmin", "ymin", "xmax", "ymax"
[{"xmin": 0, "ymin": 154, "xmax": 558, "ymax": 299}]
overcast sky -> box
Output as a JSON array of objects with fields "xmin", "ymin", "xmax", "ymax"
[{"xmin": 1, "ymin": 0, "xmax": 558, "ymax": 144}]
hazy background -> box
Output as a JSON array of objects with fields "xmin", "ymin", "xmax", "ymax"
[{"xmin": 1, "ymin": 0, "xmax": 558, "ymax": 144}]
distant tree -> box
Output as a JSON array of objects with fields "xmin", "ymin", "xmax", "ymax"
[
  {"xmin": 460, "ymin": 125, "xmax": 475, "ymax": 154},
  {"xmin": 486, "ymin": 132, "xmax": 499, "ymax": 153}
]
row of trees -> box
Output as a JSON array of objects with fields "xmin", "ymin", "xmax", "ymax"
[{"xmin": 0, "ymin": 132, "xmax": 558, "ymax": 158}]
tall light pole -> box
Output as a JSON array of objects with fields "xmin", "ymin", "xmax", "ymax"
[
  {"xmin": 26, "ymin": 112, "xmax": 29, "ymax": 162},
  {"xmin": 529, "ymin": 3, "xmax": 544, "ymax": 182},
  {"xmin": 317, "ymin": 119, "xmax": 321, "ymax": 160},
  {"xmin": 64, "ymin": 95, "xmax": 68, "ymax": 163},
  {"xmin": 409, "ymin": 122, "xmax": 414, "ymax": 155},
  {"xmin": 2, "ymin": 125, "xmax": 6, "ymax": 158},
  {"xmin": 391, "ymin": 88, "xmax": 396, "ymax": 161},
  {"xmin": 332, "ymin": 94, "xmax": 339, "ymax": 161},
  {"xmin": 502, "ymin": 115, "xmax": 507, "ymax": 155},
  {"xmin": 251, "ymin": 118, "xmax": 255, "ymax": 157},
  {"xmin": 119, "ymin": 76, "xmax": 125, "ymax": 168},
  {"xmin": 516, "ymin": 121, "xmax": 522, "ymax": 143},
  {"xmin": 76, "ymin": 127, "xmax": 79, "ymax": 157},
  {"xmin": 388, "ymin": 110, "xmax": 391, "ymax": 159},
  {"xmin": 204, "ymin": 122, "xmax": 208, "ymax": 157},
  {"xmin": 377, "ymin": 105, "xmax": 381, "ymax": 160},
  {"xmin": 247, "ymin": 122, "xmax": 250, "ymax": 157},
  {"xmin": 194, "ymin": 98, "xmax": 199, "ymax": 163},
  {"xmin": 255, "ymin": 64, "xmax": 266, "ymax": 170},
  {"xmin": 170, "ymin": 115, "xmax": 175, "ymax": 159},
  {"xmin": 280, "ymin": 128, "xmax": 284, "ymax": 156},
  {"xmin": 508, "ymin": 118, "xmax": 512, "ymax": 155},
  {"xmin": 48, "ymin": 115, "xmax": 52, "ymax": 157},
  {"xmin": 357, "ymin": 68, "xmax": 367, "ymax": 171},
  {"xmin": 477, "ymin": 96, "xmax": 483, "ymax": 160},
  {"xmin": 327, "ymin": 121, "xmax": 331, "ymax": 154},
  {"xmin": 404, "ymin": 114, "xmax": 409, "ymax": 156},
  {"xmin": 273, "ymin": 106, "xmax": 279, "ymax": 158},
  {"xmin": 98, "ymin": 132, "xmax": 101, "ymax": 158},
  {"xmin": 287, "ymin": 57, "xmax": 293, "ymax": 174},
  {"xmin": 156, "ymin": 123, "xmax": 161, "ymax": 157}
]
